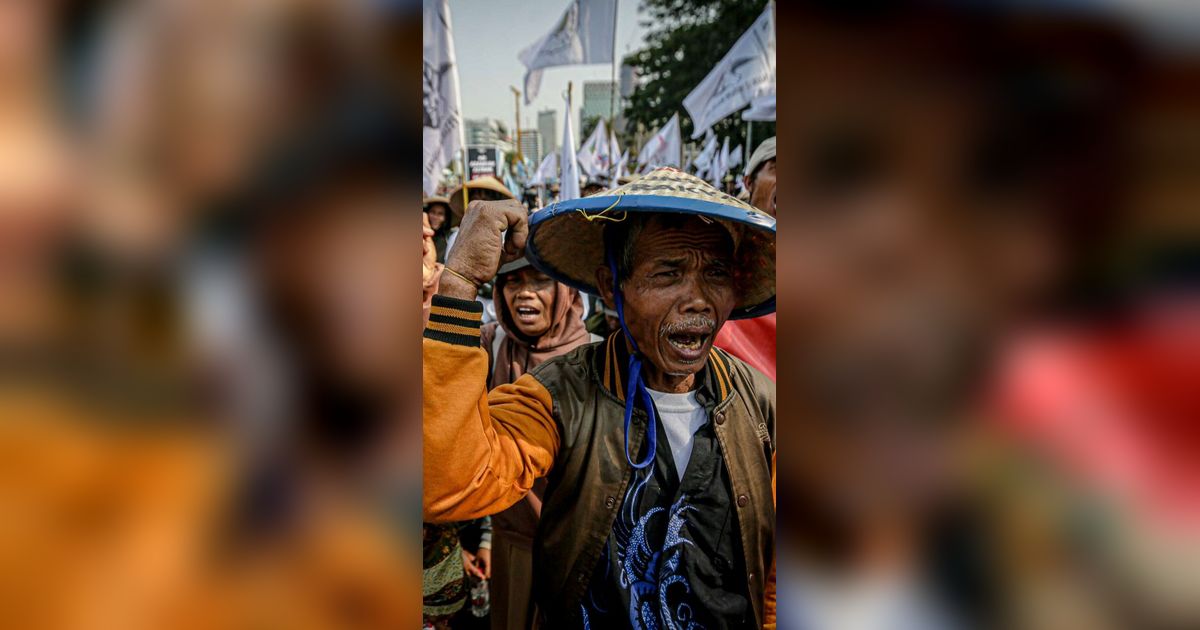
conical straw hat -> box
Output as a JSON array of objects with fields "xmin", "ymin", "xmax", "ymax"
[{"xmin": 526, "ymin": 167, "xmax": 775, "ymax": 319}]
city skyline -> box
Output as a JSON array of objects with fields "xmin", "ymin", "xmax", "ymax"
[{"xmin": 449, "ymin": 0, "xmax": 647, "ymax": 128}]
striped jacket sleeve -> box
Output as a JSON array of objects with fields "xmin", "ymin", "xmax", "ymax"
[{"xmin": 423, "ymin": 295, "xmax": 560, "ymax": 523}]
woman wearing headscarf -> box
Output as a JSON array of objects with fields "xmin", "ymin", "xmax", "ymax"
[
  {"xmin": 479, "ymin": 256, "xmax": 598, "ymax": 629},
  {"xmin": 423, "ymin": 196, "xmax": 454, "ymax": 264}
]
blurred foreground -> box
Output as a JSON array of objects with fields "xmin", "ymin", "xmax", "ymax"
[
  {"xmin": 0, "ymin": 1, "xmax": 422, "ymax": 628},
  {"xmin": 775, "ymin": 2, "xmax": 1198, "ymax": 629}
]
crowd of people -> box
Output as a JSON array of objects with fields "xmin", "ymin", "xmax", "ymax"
[{"xmin": 420, "ymin": 139, "xmax": 779, "ymax": 628}]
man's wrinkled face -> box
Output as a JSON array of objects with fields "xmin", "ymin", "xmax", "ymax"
[
  {"xmin": 601, "ymin": 216, "xmax": 738, "ymax": 384},
  {"xmin": 501, "ymin": 267, "xmax": 556, "ymax": 339},
  {"xmin": 748, "ymin": 158, "xmax": 777, "ymax": 215},
  {"xmin": 425, "ymin": 204, "xmax": 447, "ymax": 231}
]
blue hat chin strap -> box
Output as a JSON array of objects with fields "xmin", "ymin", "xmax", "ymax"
[{"xmin": 607, "ymin": 250, "xmax": 657, "ymax": 470}]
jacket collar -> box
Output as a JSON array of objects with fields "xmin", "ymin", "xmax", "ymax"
[{"xmin": 598, "ymin": 330, "xmax": 733, "ymax": 406}]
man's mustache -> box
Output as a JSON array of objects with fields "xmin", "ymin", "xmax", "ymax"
[{"xmin": 659, "ymin": 316, "xmax": 716, "ymax": 337}]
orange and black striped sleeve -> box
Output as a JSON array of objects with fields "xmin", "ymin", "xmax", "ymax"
[{"xmin": 423, "ymin": 295, "xmax": 560, "ymax": 523}]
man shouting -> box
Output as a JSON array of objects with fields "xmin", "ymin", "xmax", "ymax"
[{"xmin": 423, "ymin": 168, "xmax": 776, "ymax": 628}]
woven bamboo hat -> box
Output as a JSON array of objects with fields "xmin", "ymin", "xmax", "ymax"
[
  {"xmin": 527, "ymin": 167, "xmax": 775, "ymax": 319},
  {"xmin": 447, "ymin": 177, "xmax": 515, "ymax": 226}
]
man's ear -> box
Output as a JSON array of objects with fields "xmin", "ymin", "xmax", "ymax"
[
  {"xmin": 595, "ymin": 265, "xmax": 615, "ymax": 307},
  {"xmin": 743, "ymin": 175, "xmax": 753, "ymax": 195}
]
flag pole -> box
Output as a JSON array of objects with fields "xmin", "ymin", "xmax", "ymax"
[
  {"xmin": 511, "ymin": 86, "xmax": 523, "ymax": 163},
  {"xmin": 609, "ymin": 0, "xmax": 619, "ymax": 183},
  {"xmin": 746, "ymin": 119, "xmax": 753, "ymax": 156},
  {"xmin": 678, "ymin": 114, "xmax": 684, "ymax": 169},
  {"xmin": 567, "ymin": 81, "xmax": 573, "ymax": 193},
  {"xmin": 460, "ymin": 146, "xmax": 470, "ymax": 211}
]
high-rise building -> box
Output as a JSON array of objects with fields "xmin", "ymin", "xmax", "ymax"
[
  {"xmin": 463, "ymin": 118, "xmax": 513, "ymax": 153},
  {"xmin": 537, "ymin": 109, "xmax": 558, "ymax": 156},
  {"xmin": 580, "ymin": 80, "xmax": 619, "ymax": 135},
  {"xmin": 519, "ymin": 129, "xmax": 542, "ymax": 164}
]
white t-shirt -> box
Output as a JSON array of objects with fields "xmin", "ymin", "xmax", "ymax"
[{"xmin": 647, "ymin": 388, "xmax": 707, "ymax": 479}]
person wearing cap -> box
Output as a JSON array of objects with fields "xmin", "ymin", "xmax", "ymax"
[
  {"xmin": 742, "ymin": 137, "xmax": 776, "ymax": 217},
  {"xmin": 481, "ymin": 256, "xmax": 597, "ymax": 629},
  {"xmin": 424, "ymin": 168, "xmax": 776, "ymax": 628},
  {"xmin": 713, "ymin": 136, "xmax": 778, "ymax": 381}
]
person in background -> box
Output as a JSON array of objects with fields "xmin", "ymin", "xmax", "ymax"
[
  {"xmin": 522, "ymin": 190, "xmax": 539, "ymax": 212},
  {"xmin": 583, "ymin": 299, "xmax": 620, "ymax": 339},
  {"xmin": 479, "ymin": 256, "xmax": 597, "ymax": 629},
  {"xmin": 445, "ymin": 177, "xmax": 515, "ymax": 260},
  {"xmin": 423, "ymin": 517, "xmax": 493, "ymax": 629},
  {"xmin": 481, "ymin": 257, "xmax": 597, "ymax": 388},
  {"xmin": 424, "ymin": 212, "xmax": 444, "ymax": 324},
  {"xmin": 424, "ymin": 196, "xmax": 454, "ymax": 263},
  {"xmin": 713, "ymin": 136, "xmax": 778, "ymax": 381},
  {"xmin": 581, "ymin": 177, "xmax": 607, "ymax": 197},
  {"xmin": 743, "ymin": 137, "xmax": 776, "ymax": 217}
]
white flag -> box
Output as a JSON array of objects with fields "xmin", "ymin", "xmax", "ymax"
[
  {"xmin": 519, "ymin": 0, "xmax": 618, "ymax": 104},
  {"xmin": 692, "ymin": 133, "xmax": 718, "ymax": 170},
  {"xmin": 531, "ymin": 152, "xmax": 558, "ymax": 186},
  {"xmin": 728, "ymin": 144, "xmax": 743, "ymax": 169},
  {"xmin": 576, "ymin": 118, "xmax": 609, "ymax": 178},
  {"xmin": 614, "ymin": 148, "xmax": 630, "ymax": 179},
  {"xmin": 636, "ymin": 113, "xmax": 682, "ymax": 169},
  {"xmin": 711, "ymin": 137, "xmax": 731, "ymax": 186},
  {"xmin": 560, "ymin": 91, "xmax": 581, "ymax": 201},
  {"xmin": 741, "ymin": 93, "xmax": 776, "ymax": 121},
  {"xmin": 422, "ymin": 0, "xmax": 465, "ymax": 196},
  {"xmin": 690, "ymin": 132, "xmax": 719, "ymax": 178},
  {"xmin": 683, "ymin": 6, "xmax": 775, "ymax": 138}
]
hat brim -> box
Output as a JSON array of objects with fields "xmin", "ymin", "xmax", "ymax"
[
  {"xmin": 526, "ymin": 193, "xmax": 776, "ymax": 320},
  {"xmin": 448, "ymin": 179, "xmax": 515, "ymax": 226},
  {"xmin": 497, "ymin": 256, "xmax": 532, "ymax": 276}
]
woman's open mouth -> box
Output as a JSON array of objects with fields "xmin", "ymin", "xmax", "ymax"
[{"xmin": 515, "ymin": 305, "xmax": 542, "ymax": 324}]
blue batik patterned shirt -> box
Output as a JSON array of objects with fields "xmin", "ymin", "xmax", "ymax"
[{"xmin": 580, "ymin": 405, "xmax": 751, "ymax": 629}]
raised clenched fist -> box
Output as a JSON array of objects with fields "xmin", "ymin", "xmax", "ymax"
[{"xmin": 439, "ymin": 199, "xmax": 528, "ymax": 299}]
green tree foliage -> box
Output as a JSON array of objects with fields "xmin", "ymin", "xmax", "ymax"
[
  {"xmin": 581, "ymin": 114, "xmax": 603, "ymax": 141},
  {"xmin": 623, "ymin": 0, "xmax": 775, "ymax": 161}
]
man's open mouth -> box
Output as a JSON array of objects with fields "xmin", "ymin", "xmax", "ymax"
[{"xmin": 666, "ymin": 329, "xmax": 711, "ymax": 360}]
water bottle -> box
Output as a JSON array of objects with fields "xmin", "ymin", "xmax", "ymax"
[{"xmin": 469, "ymin": 575, "xmax": 490, "ymax": 617}]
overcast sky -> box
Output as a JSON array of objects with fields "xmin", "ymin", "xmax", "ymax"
[{"xmin": 448, "ymin": 0, "xmax": 648, "ymax": 128}]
